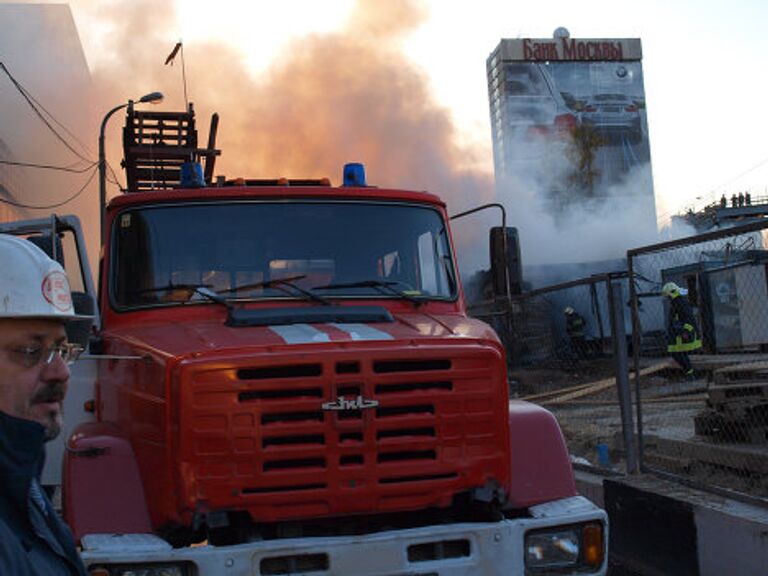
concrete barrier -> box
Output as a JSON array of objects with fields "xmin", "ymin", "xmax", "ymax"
[{"xmin": 576, "ymin": 470, "xmax": 768, "ymax": 575}]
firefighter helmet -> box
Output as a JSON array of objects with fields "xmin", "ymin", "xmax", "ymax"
[{"xmin": 661, "ymin": 282, "xmax": 680, "ymax": 298}]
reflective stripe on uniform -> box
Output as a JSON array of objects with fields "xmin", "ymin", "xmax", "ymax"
[{"xmin": 668, "ymin": 337, "xmax": 702, "ymax": 353}]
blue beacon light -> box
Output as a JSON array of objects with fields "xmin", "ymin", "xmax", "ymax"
[{"xmin": 343, "ymin": 163, "xmax": 367, "ymax": 187}]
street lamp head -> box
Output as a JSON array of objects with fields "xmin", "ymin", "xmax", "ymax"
[{"xmin": 138, "ymin": 91, "xmax": 164, "ymax": 104}]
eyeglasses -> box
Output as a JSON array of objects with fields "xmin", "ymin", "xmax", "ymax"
[{"xmin": 6, "ymin": 342, "xmax": 85, "ymax": 368}]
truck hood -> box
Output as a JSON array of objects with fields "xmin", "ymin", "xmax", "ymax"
[
  {"xmin": 105, "ymin": 309, "xmax": 501, "ymax": 359},
  {"xmin": 99, "ymin": 306, "xmax": 512, "ymax": 529}
]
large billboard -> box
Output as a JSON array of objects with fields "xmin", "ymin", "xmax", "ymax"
[{"xmin": 488, "ymin": 35, "xmax": 655, "ymax": 228}]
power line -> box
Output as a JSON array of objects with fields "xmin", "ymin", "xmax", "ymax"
[
  {"xmin": 16, "ymin": 84, "xmax": 95, "ymax": 159},
  {"xmin": 105, "ymin": 160, "xmax": 124, "ymax": 190},
  {"xmin": 681, "ymin": 155, "xmax": 768, "ymax": 216},
  {"xmin": 0, "ymin": 62, "xmax": 94, "ymax": 164},
  {"xmin": 709, "ymin": 155, "xmax": 768, "ymax": 194},
  {"xmin": 0, "ymin": 158, "xmax": 97, "ymax": 173},
  {"xmin": 0, "ymin": 166, "xmax": 97, "ymax": 209}
]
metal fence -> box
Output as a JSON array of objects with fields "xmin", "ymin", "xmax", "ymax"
[
  {"xmin": 469, "ymin": 273, "xmax": 637, "ymax": 473},
  {"xmin": 472, "ymin": 274, "xmax": 623, "ymax": 367},
  {"xmin": 468, "ymin": 219, "xmax": 768, "ymax": 504},
  {"xmin": 628, "ymin": 219, "xmax": 768, "ymax": 503}
]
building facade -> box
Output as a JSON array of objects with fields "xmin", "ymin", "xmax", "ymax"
[
  {"xmin": 0, "ymin": 138, "xmax": 27, "ymax": 222},
  {"xmin": 0, "ymin": 4, "xmax": 94, "ymax": 226},
  {"xmin": 487, "ymin": 31, "xmax": 656, "ymax": 235}
]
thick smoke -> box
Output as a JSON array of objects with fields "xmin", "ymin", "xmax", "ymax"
[
  {"xmin": 5, "ymin": 0, "xmax": 674, "ymax": 291},
  {"xmin": 53, "ymin": 0, "xmax": 495, "ymax": 272},
  {"xmin": 502, "ymin": 156, "xmax": 660, "ymax": 266},
  {"xmin": 77, "ymin": 0, "xmax": 493, "ymax": 207}
]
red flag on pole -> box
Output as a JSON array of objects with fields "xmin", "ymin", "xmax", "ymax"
[{"xmin": 165, "ymin": 42, "xmax": 182, "ymax": 66}]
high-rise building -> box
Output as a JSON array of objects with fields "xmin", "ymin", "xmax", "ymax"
[
  {"xmin": 0, "ymin": 137, "xmax": 28, "ymax": 221},
  {"xmin": 487, "ymin": 30, "xmax": 656, "ymax": 234}
]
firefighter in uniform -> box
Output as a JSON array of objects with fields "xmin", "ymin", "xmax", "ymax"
[
  {"xmin": 564, "ymin": 306, "xmax": 588, "ymax": 359},
  {"xmin": 662, "ymin": 282, "xmax": 702, "ymax": 379},
  {"xmin": 0, "ymin": 234, "xmax": 89, "ymax": 575}
]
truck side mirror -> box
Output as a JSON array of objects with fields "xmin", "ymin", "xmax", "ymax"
[{"xmin": 490, "ymin": 227, "xmax": 522, "ymax": 297}]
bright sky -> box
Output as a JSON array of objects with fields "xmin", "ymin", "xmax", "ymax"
[{"xmin": 77, "ymin": 0, "xmax": 768, "ymax": 227}]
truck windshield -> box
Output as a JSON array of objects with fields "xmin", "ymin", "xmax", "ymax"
[{"xmin": 112, "ymin": 201, "xmax": 457, "ymax": 309}]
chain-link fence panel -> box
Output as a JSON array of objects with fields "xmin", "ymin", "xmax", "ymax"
[
  {"xmin": 470, "ymin": 274, "xmax": 637, "ymax": 473},
  {"xmin": 628, "ymin": 220, "xmax": 768, "ymax": 502},
  {"xmin": 473, "ymin": 276, "xmax": 619, "ymax": 369}
]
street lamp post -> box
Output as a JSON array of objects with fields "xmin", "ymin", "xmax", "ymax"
[{"xmin": 98, "ymin": 91, "xmax": 163, "ymax": 245}]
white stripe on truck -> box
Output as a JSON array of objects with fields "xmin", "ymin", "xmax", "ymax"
[
  {"xmin": 332, "ymin": 323, "xmax": 394, "ymax": 341},
  {"xmin": 270, "ymin": 324, "xmax": 331, "ymax": 344}
]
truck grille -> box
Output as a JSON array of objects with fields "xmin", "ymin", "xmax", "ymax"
[{"xmin": 179, "ymin": 347, "xmax": 509, "ymax": 522}]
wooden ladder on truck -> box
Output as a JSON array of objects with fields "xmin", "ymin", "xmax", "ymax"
[{"xmin": 122, "ymin": 103, "xmax": 220, "ymax": 191}]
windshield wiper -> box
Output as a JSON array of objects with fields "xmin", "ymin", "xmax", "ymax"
[
  {"xmin": 131, "ymin": 282, "xmax": 211, "ymax": 295},
  {"xmin": 193, "ymin": 286, "xmax": 231, "ymax": 307},
  {"xmin": 128, "ymin": 283, "xmax": 233, "ymax": 307},
  {"xmin": 131, "ymin": 282, "xmax": 218, "ymax": 304},
  {"xmin": 314, "ymin": 280, "xmax": 424, "ymax": 307},
  {"xmin": 217, "ymin": 274, "xmax": 332, "ymax": 306}
]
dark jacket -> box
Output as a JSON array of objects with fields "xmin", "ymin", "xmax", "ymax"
[
  {"xmin": 667, "ymin": 293, "xmax": 702, "ymax": 353},
  {"xmin": 565, "ymin": 312, "xmax": 586, "ymax": 339},
  {"xmin": 0, "ymin": 410, "xmax": 87, "ymax": 575}
]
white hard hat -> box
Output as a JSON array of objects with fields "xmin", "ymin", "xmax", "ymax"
[
  {"xmin": 564, "ymin": 306, "xmax": 574, "ymax": 315},
  {"xmin": 0, "ymin": 234, "xmax": 90, "ymax": 320}
]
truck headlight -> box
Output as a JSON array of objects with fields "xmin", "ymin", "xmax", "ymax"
[
  {"xmin": 525, "ymin": 522, "xmax": 604, "ymax": 572},
  {"xmin": 89, "ymin": 563, "xmax": 193, "ymax": 576}
]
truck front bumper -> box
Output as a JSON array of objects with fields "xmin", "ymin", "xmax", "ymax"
[{"xmin": 82, "ymin": 496, "xmax": 607, "ymax": 575}]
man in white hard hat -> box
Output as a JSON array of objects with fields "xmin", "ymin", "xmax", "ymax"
[
  {"xmin": 661, "ymin": 281, "xmax": 702, "ymax": 380},
  {"xmin": 0, "ymin": 234, "xmax": 89, "ymax": 575}
]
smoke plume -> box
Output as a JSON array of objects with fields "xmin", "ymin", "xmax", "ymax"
[
  {"xmin": 4, "ymin": 0, "xmax": 672, "ymax": 291},
  {"xmin": 77, "ymin": 0, "xmax": 493, "ymax": 208},
  {"xmin": 11, "ymin": 0, "xmax": 490, "ymax": 275}
]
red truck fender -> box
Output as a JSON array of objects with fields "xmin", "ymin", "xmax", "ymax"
[
  {"xmin": 504, "ymin": 400, "xmax": 578, "ymax": 509},
  {"xmin": 63, "ymin": 422, "xmax": 152, "ymax": 541}
]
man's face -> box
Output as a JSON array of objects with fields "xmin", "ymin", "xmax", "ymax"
[{"xmin": 0, "ymin": 318, "xmax": 70, "ymax": 441}]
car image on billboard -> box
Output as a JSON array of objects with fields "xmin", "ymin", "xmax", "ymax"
[
  {"xmin": 580, "ymin": 92, "xmax": 642, "ymax": 144},
  {"xmin": 503, "ymin": 63, "xmax": 578, "ymax": 147}
]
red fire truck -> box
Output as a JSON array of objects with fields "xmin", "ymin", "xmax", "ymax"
[{"xmin": 4, "ymin": 105, "xmax": 607, "ymax": 575}]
